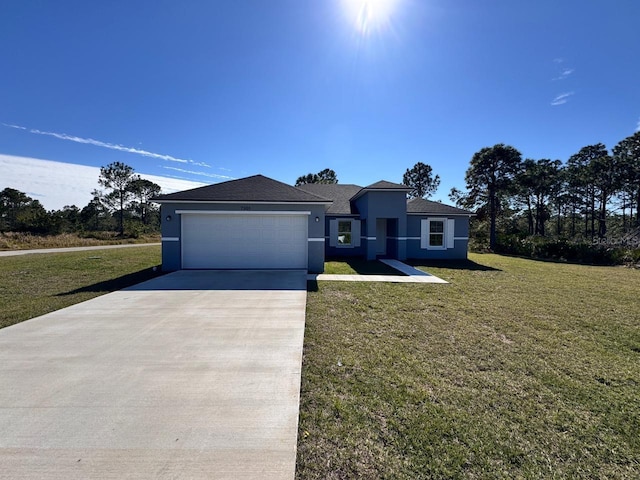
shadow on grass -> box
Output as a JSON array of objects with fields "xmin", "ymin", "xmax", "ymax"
[
  {"xmin": 307, "ymin": 280, "xmax": 319, "ymax": 292},
  {"xmin": 57, "ymin": 266, "xmax": 165, "ymax": 296},
  {"xmin": 325, "ymin": 257, "xmax": 402, "ymax": 275},
  {"xmin": 407, "ymin": 258, "xmax": 501, "ymax": 272}
]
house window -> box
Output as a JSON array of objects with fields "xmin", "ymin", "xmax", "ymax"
[
  {"xmin": 429, "ymin": 220, "xmax": 444, "ymax": 247},
  {"xmin": 338, "ymin": 220, "xmax": 352, "ymax": 245},
  {"xmin": 421, "ymin": 218, "xmax": 451, "ymax": 250}
]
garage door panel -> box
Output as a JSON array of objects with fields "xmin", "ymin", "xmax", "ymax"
[{"xmin": 181, "ymin": 214, "xmax": 308, "ymax": 269}]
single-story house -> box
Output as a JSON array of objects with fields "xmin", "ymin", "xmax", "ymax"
[{"xmin": 152, "ymin": 174, "xmax": 473, "ymax": 273}]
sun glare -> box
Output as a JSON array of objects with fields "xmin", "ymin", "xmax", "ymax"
[{"xmin": 342, "ymin": 0, "xmax": 400, "ymax": 35}]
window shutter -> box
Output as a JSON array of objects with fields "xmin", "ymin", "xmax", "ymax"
[
  {"xmin": 420, "ymin": 219, "xmax": 428, "ymax": 249},
  {"xmin": 352, "ymin": 220, "xmax": 361, "ymax": 247},
  {"xmin": 446, "ymin": 219, "xmax": 455, "ymax": 249},
  {"xmin": 329, "ymin": 219, "xmax": 337, "ymax": 247}
]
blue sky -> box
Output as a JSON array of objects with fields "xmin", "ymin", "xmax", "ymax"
[{"xmin": 2, "ymin": 0, "xmax": 639, "ymax": 208}]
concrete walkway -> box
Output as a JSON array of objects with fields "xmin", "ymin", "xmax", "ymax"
[
  {"xmin": 308, "ymin": 259, "xmax": 448, "ymax": 284},
  {"xmin": 0, "ymin": 243, "xmax": 160, "ymax": 257},
  {"xmin": 0, "ymin": 270, "xmax": 307, "ymax": 479}
]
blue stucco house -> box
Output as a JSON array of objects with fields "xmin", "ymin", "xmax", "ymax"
[{"xmin": 153, "ymin": 174, "xmax": 473, "ymax": 273}]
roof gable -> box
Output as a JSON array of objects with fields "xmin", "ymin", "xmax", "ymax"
[
  {"xmin": 153, "ymin": 175, "xmax": 330, "ymax": 203},
  {"xmin": 407, "ymin": 198, "xmax": 473, "ymax": 216},
  {"xmin": 363, "ymin": 180, "xmax": 410, "ymax": 190}
]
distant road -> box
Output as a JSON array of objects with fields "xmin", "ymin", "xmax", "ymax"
[{"xmin": 0, "ymin": 243, "xmax": 161, "ymax": 257}]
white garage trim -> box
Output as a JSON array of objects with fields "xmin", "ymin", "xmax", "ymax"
[
  {"xmin": 176, "ymin": 210, "xmax": 311, "ymax": 215},
  {"xmin": 180, "ymin": 212, "xmax": 309, "ymax": 270}
]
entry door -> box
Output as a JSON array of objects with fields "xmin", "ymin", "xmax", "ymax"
[{"xmin": 376, "ymin": 218, "xmax": 387, "ymax": 255}]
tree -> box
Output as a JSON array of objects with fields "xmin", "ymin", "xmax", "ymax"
[
  {"xmin": 515, "ymin": 159, "xmax": 563, "ymax": 236},
  {"xmin": 295, "ymin": 168, "xmax": 338, "ymax": 186},
  {"xmin": 613, "ymin": 132, "xmax": 640, "ymax": 228},
  {"xmin": 81, "ymin": 191, "xmax": 110, "ymax": 231},
  {"xmin": 0, "ymin": 188, "xmax": 48, "ymax": 233},
  {"xmin": 402, "ymin": 162, "xmax": 440, "ymax": 199},
  {"xmin": 128, "ymin": 178, "xmax": 161, "ymax": 225},
  {"xmin": 98, "ymin": 162, "xmax": 136, "ymax": 236},
  {"xmin": 465, "ymin": 144, "xmax": 523, "ymax": 250},
  {"xmin": 567, "ymin": 144, "xmax": 609, "ymax": 239}
]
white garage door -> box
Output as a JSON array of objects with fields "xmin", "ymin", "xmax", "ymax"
[{"xmin": 181, "ymin": 213, "xmax": 308, "ymax": 269}]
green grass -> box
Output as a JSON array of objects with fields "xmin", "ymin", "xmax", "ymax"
[
  {"xmin": 0, "ymin": 246, "xmax": 162, "ymax": 329},
  {"xmin": 297, "ymin": 253, "xmax": 640, "ymax": 479}
]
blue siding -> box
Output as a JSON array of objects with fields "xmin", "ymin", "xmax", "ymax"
[
  {"xmin": 405, "ymin": 215, "xmax": 470, "ymax": 260},
  {"xmin": 159, "ymin": 202, "xmax": 326, "ymax": 273}
]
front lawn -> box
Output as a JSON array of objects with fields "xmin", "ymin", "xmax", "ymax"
[
  {"xmin": 297, "ymin": 253, "xmax": 640, "ymax": 479},
  {"xmin": 0, "ymin": 246, "xmax": 162, "ymax": 329}
]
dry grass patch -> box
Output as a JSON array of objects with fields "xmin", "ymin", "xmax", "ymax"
[
  {"xmin": 297, "ymin": 254, "xmax": 639, "ymax": 479},
  {"xmin": 0, "ymin": 232, "xmax": 160, "ymax": 250}
]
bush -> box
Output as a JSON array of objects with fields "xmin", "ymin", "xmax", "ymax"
[{"xmin": 495, "ymin": 235, "xmax": 638, "ymax": 265}]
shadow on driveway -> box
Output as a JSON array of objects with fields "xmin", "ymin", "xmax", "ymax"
[{"xmin": 125, "ymin": 269, "xmax": 309, "ymax": 291}]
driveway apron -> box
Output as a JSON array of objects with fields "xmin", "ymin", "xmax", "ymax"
[{"xmin": 0, "ymin": 270, "xmax": 307, "ymax": 479}]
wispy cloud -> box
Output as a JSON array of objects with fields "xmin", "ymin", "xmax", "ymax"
[
  {"xmin": 551, "ymin": 92, "xmax": 575, "ymax": 106},
  {"xmin": 162, "ymin": 166, "xmax": 234, "ymax": 181},
  {"xmin": 3, "ymin": 123, "xmax": 202, "ymax": 166},
  {"xmin": 554, "ymin": 68, "xmax": 575, "ymax": 81}
]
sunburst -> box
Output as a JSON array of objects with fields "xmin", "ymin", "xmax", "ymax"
[{"xmin": 342, "ymin": 0, "xmax": 400, "ymax": 36}]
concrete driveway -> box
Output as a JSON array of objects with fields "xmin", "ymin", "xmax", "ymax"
[{"xmin": 0, "ymin": 270, "xmax": 307, "ymax": 479}]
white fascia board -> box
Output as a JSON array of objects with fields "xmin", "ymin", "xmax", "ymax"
[
  {"xmin": 407, "ymin": 212, "xmax": 474, "ymax": 217},
  {"xmin": 175, "ymin": 210, "xmax": 311, "ymax": 215},
  {"xmin": 155, "ymin": 200, "xmax": 331, "ymax": 205}
]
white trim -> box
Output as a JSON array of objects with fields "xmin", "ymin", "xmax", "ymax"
[
  {"xmin": 364, "ymin": 236, "xmax": 376, "ymax": 241},
  {"xmin": 422, "ymin": 217, "xmax": 447, "ymax": 250},
  {"xmin": 308, "ymin": 238, "xmax": 325, "ymax": 242},
  {"xmin": 407, "ymin": 212, "xmax": 474, "ymax": 217},
  {"xmin": 157, "ymin": 200, "xmax": 330, "ymax": 205},
  {"xmin": 454, "ymin": 236, "xmax": 469, "ymax": 241},
  {"xmin": 175, "ymin": 210, "xmax": 311, "ymax": 215},
  {"xmin": 161, "ymin": 237, "xmax": 179, "ymax": 242}
]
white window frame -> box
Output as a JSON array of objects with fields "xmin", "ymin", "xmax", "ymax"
[
  {"xmin": 421, "ymin": 218, "xmax": 455, "ymax": 250},
  {"xmin": 329, "ymin": 218, "xmax": 361, "ymax": 248}
]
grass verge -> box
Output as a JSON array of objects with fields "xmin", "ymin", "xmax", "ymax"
[
  {"xmin": 0, "ymin": 245, "xmax": 162, "ymax": 329},
  {"xmin": 297, "ymin": 253, "xmax": 640, "ymax": 479}
]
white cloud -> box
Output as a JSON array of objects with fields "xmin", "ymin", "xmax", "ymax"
[
  {"xmin": 162, "ymin": 166, "xmax": 234, "ymax": 180},
  {"xmin": 551, "ymin": 92, "xmax": 575, "ymax": 106},
  {"xmin": 0, "ymin": 154, "xmax": 207, "ymax": 210},
  {"xmin": 2, "ymin": 123, "xmax": 204, "ymax": 166},
  {"xmin": 554, "ymin": 68, "xmax": 575, "ymax": 80}
]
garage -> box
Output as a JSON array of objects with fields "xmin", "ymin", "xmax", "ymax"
[{"xmin": 180, "ymin": 212, "xmax": 308, "ymax": 269}]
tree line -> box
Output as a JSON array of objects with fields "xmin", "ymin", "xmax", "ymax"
[
  {"xmin": 0, "ymin": 162, "xmax": 161, "ymax": 237},
  {"xmin": 451, "ymin": 132, "xmax": 640, "ymax": 262}
]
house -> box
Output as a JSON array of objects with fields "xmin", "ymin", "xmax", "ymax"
[{"xmin": 152, "ymin": 174, "xmax": 473, "ymax": 273}]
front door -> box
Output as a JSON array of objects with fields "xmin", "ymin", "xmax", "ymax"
[{"xmin": 376, "ymin": 218, "xmax": 387, "ymax": 256}]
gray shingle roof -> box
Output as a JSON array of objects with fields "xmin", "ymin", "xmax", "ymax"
[
  {"xmin": 363, "ymin": 180, "xmax": 411, "ymax": 190},
  {"xmin": 296, "ymin": 183, "xmax": 361, "ymax": 214},
  {"xmin": 152, "ymin": 175, "xmax": 330, "ymax": 203},
  {"xmin": 407, "ymin": 198, "xmax": 473, "ymax": 215}
]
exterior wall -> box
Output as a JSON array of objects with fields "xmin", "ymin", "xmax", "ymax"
[
  {"xmin": 353, "ymin": 191, "xmax": 408, "ymax": 260},
  {"xmin": 324, "ymin": 215, "xmax": 366, "ymax": 258},
  {"xmin": 159, "ymin": 202, "xmax": 327, "ymax": 273},
  {"xmin": 406, "ymin": 215, "xmax": 470, "ymax": 259}
]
